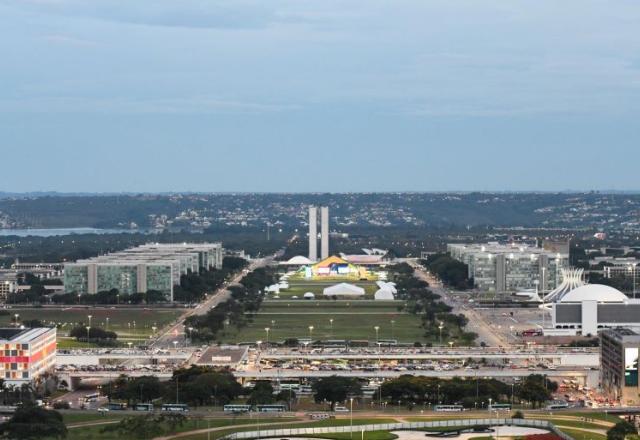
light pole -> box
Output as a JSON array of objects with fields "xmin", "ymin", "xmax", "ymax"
[
  {"xmin": 308, "ymin": 325, "xmax": 314, "ymax": 342},
  {"xmin": 350, "ymin": 397, "xmax": 354, "ymax": 439},
  {"xmin": 374, "ymin": 326, "xmax": 380, "ymax": 343},
  {"xmin": 127, "ymin": 341, "xmax": 133, "ymax": 350},
  {"xmin": 329, "ymin": 319, "xmax": 334, "ymax": 337},
  {"xmin": 265, "ymin": 327, "xmax": 270, "ymax": 347},
  {"xmin": 172, "ymin": 340, "xmax": 177, "ymax": 351},
  {"xmin": 86, "ymin": 326, "xmax": 90, "ymax": 343},
  {"xmin": 13, "ymin": 314, "xmax": 19, "ymax": 327},
  {"xmin": 438, "ymin": 322, "xmax": 444, "ymax": 345},
  {"xmin": 106, "ymin": 317, "xmax": 109, "ymax": 330},
  {"xmin": 448, "ymin": 341, "xmax": 454, "ymax": 349},
  {"xmin": 87, "ymin": 315, "xmax": 92, "ymax": 328}
]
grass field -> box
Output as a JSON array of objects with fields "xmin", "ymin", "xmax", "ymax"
[
  {"xmin": 273, "ymin": 278, "xmax": 380, "ymax": 299},
  {"xmin": 558, "ymin": 428, "xmax": 606, "ymax": 440},
  {"xmin": 217, "ymin": 301, "xmax": 430, "ymax": 343},
  {"xmin": 0, "ymin": 307, "xmax": 183, "ymax": 343}
]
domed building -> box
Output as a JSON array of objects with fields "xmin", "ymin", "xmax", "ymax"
[{"xmin": 551, "ymin": 284, "xmax": 640, "ymax": 336}]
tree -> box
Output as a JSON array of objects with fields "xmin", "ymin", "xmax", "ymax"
[
  {"xmin": 248, "ymin": 381, "xmax": 274, "ymax": 405},
  {"xmin": 312, "ymin": 376, "xmax": 361, "ymax": 410},
  {"xmin": 0, "ymin": 405, "xmax": 67, "ymax": 439},
  {"xmin": 607, "ymin": 421, "xmax": 637, "ymax": 440},
  {"xmin": 516, "ymin": 375, "xmax": 554, "ymax": 408},
  {"xmin": 101, "ymin": 414, "xmax": 186, "ymax": 439}
]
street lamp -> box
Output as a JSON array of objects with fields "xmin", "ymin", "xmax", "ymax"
[
  {"xmin": 264, "ymin": 327, "xmax": 270, "ymax": 347},
  {"xmin": 87, "ymin": 315, "xmax": 92, "ymax": 328},
  {"xmin": 438, "ymin": 322, "xmax": 444, "ymax": 345},
  {"xmin": 86, "ymin": 326, "xmax": 91, "ymax": 343},
  {"xmin": 349, "ymin": 397, "xmax": 354, "ymax": 439},
  {"xmin": 172, "ymin": 340, "xmax": 177, "ymax": 350},
  {"xmin": 329, "ymin": 319, "xmax": 334, "ymax": 337},
  {"xmin": 106, "ymin": 317, "xmax": 110, "ymax": 330},
  {"xmin": 13, "ymin": 314, "xmax": 19, "ymax": 327},
  {"xmin": 448, "ymin": 341, "xmax": 454, "ymax": 348},
  {"xmin": 308, "ymin": 325, "xmax": 314, "ymax": 341},
  {"xmin": 374, "ymin": 326, "xmax": 380, "ymax": 343}
]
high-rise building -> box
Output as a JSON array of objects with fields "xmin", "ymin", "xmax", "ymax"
[
  {"xmin": 308, "ymin": 206, "xmax": 318, "ymax": 262},
  {"xmin": 601, "ymin": 328, "xmax": 640, "ymax": 405},
  {"xmin": 447, "ymin": 243, "xmax": 569, "ymax": 293},
  {"xmin": 321, "ymin": 206, "xmax": 329, "ymax": 260}
]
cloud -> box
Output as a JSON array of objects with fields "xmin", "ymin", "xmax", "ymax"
[
  {"xmin": 8, "ymin": 0, "xmax": 282, "ymax": 29},
  {"xmin": 0, "ymin": 96, "xmax": 301, "ymax": 114}
]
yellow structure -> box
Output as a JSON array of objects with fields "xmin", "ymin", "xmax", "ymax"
[{"xmin": 305, "ymin": 256, "xmax": 369, "ymax": 279}]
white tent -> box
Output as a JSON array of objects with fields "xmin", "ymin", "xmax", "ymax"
[
  {"xmin": 303, "ymin": 292, "xmax": 315, "ymax": 299},
  {"xmin": 375, "ymin": 281, "xmax": 397, "ymax": 294},
  {"xmin": 323, "ymin": 283, "xmax": 365, "ymax": 297},
  {"xmin": 374, "ymin": 289, "xmax": 395, "ymax": 300}
]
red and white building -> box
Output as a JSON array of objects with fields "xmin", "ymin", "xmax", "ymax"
[{"xmin": 0, "ymin": 327, "xmax": 56, "ymax": 385}]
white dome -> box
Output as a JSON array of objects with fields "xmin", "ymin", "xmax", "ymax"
[
  {"xmin": 303, "ymin": 292, "xmax": 315, "ymax": 299},
  {"xmin": 559, "ymin": 284, "xmax": 628, "ymax": 303},
  {"xmin": 286, "ymin": 255, "xmax": 312, "ymax": 265}
]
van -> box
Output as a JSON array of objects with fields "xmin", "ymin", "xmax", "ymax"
[{"xmin": 334, "ymin": 406, "xmax": 349, "ymax": 413}]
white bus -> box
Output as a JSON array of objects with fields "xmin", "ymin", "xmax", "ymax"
[
  {"xmin": 434, "ymin": 404, "xmax": 464, "ymax": 412},
  {"xmin": 223, "ymin": 404, "xmax": 252, "ymax": 414}
]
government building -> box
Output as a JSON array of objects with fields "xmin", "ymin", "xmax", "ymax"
[
  {"xmin": 64, "ymin": 243, "xmax": 223, "ymax": 301},
  {"xmin": 447, "ymin": 243, "xmax": 569, "ymax": 293}
]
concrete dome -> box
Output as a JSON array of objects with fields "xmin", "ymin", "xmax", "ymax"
[
  {"xmin": 559, "ymin": 284, "xmax": 628, "ymax": 303},
  {"xmin": 286, "ymin": 255, "xmax": 312, "ymax": 265}
]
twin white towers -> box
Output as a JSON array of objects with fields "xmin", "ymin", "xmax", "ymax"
[{"xmin": 308, "ymin": 206, "xmax": 329, "ymax": 262}]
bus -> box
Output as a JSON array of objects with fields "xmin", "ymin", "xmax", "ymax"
[
  {"xmin": 546, "ymin": 401, "xmax": 569, "ymax": 410},
  {"xmin": 256, "ymin": 404, "xmax": 287, "ymax": 412},
  {"xmin": 134, "ymin": 403, "xmax": 154, "ymax": 412},
  {"xmin": 106, "ymin": 402, "xmax": 127, "ymax": 411},
  {"xmin": 161, "ymin": 404, "xmax": 189, "ymax": 412},
  {"xmin": 84, "ymin": 393, "xmax": 100, "ymax": 403},
  {"xmin": 223, "ymin": 404, "xmax": 252, "ymax": 414},
  {"xmin": 488, "ymin": 403, "xmax": 511, "ymax": 411},
  {"xmin": 434, "ymin": 405, "xmax": 464, "ymax": 412}
]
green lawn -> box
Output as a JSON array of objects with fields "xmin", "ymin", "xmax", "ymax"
[
  {"xmin": 299, "ymin": 431, "xmax": 398, "ymax": 440},
  {"xmin": 216, "ymin": 301, "xmax": 430, "ymax": 343},
  {"xmin": 273, "ymin": 278, "xmax": 380, "ymax": 300},
  {"xmin": 0, "ymin": 307, "xmax": 183, "ymax": 342},
  {"xmin": 558, "ymin": 428, "xmax": 606, "ymax": 440}
]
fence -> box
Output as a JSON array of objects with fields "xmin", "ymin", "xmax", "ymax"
[{"xmin": 222, "ymin": 417, "xmax": 574, "ymax": 440}]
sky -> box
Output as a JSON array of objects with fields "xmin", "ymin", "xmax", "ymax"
[{"xmin": 1, "ymin": 0, "xmax": 639, "ymax": 193}]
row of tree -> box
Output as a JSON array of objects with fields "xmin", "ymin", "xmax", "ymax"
[
  {"xmin": 422, "ymin": 254, "xmax": 473, "ymax": 290},
  {"xmin": 388, "ymin": 263, "xmax": 476, "ymax": 345},
  {"xmin": 380, "ymin": 374, "xmax": 557, "ymax": 409},
  {"xmin": 185, "ymin": 267, "xmax": 276, "ymax": 342}
]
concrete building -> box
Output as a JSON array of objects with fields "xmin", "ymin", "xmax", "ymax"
[
  {"xmin": 64, "ymin": 243, "xmax": 223, "ymax": 301},
  {"xmin": 600, "ymin": 328, "xmax": 640, "ymax": 405},
  {"xmin": 0, "ymin": 327, "xmax": 56, "ymax": 386},
  {"xmin": 321, "ymin": 206, "xmax": 329, "ymax": 260},
  {"xmin": 447, "ymin": 243, "xmax": 569, "ymax": 293},
  {"xmin": 308, "ymin": 206, "xmax": 318, "ymax": 262},
  {"xmin": 550, "ymin": 284, "xmax": 640, "ymax": 336}
]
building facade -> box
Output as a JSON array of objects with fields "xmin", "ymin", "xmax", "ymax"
[
  {"xmin": 0, "ymin": 327, "xmax": 56, "ymax": 386},
  {"xmin": 447, "ymin": 243, "xmax": 569, "ymax": 293},
  {"xmin": 64, "ymin": 242, "xmax": 223, "ymax": 301},
  {"xmin": 601, "ymin": 328, "xmax": 640, "ymax": 405}
]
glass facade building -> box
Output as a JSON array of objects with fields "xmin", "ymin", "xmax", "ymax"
[
  {"xmin": 64, "ymin": 242, "xmax": 223, "ymax": 302},
  {"xmin": 447, "ymin": 243, "xmax": 569, "ymax": 293}
]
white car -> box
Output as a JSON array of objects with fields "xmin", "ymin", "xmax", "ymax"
[
  {"xmin": 334, "ymin": 406, "xmax": 349, "ymax": 412},
  {"xmin": 97, "ymin": 407, "xmax": 110, "ymax": 413}
]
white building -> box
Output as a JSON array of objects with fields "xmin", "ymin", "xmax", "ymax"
[{"xmin": 550, "ymin": 284, "xmax": 640, "ymax": 336}]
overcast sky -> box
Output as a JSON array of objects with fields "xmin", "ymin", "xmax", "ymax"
[{"xmin": 1, "ymin": 0, "xmax": 639, "ymax": 193}]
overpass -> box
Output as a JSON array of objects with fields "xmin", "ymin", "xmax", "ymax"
[
  {"xmin": 57, "ymin": 351, "xmax": 191, "ymax": 366},
  {"xmin": 259, "ymin": 349, "xmax": 598, "ymax": 367}
]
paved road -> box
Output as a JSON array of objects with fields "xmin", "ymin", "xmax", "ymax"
[
  {"xmin": 409, "ymin": 262, "xmax": 507, "ymax": 348},
  {"xmin": 151, "ymin": 258, "xmax": 272, "ymax": 349}
]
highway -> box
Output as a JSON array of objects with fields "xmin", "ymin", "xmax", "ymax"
[{"xmin": 409, "ymin": 261, "xmax": 508, "ymax": 347}]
